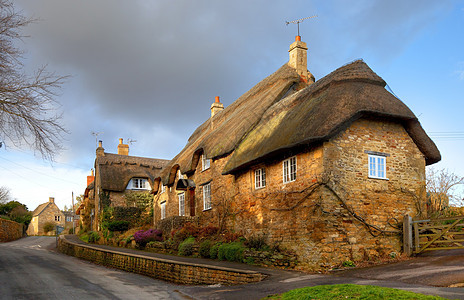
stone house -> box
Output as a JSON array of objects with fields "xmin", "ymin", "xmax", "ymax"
[
  {"xmin": 27, "ymin": 197, "xmax": 65, "ymax": 236},
  {"xmin": 154, "ymin": 36, "xmax": 441, "ymax": 270},
  {"xmin": 76, "ymin": 171, "xmax": 95, "ymax": 232},
  {"xmin": 91, "ymin": 139, "xmax": 169, "ymax": 230}
]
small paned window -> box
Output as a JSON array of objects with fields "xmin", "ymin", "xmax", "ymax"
[
  {"xmin": 178, "ymin": 193, "xmax": 185, "ymax": 216},
  {"xmin": 203, "ymin": 183, "xmax": 211, "ymax": 210},
  {"xmin": 55, "ymin": 215, "xmax": 61, "ymax": 222},
  {"xmin": 368, "ymin": 154, "xmax": 387, "ymax": 179},
  {"xmin": 283, "ymin": 156, "xmax": 297, "ymax": 183},
  {"xmin": 161, "ymin": 202, "xmax": 166, "ymax": 220},
  {"xmin": 132, "ymin": 178, "xmax": 148, "ymax": 189},
  {"xmin": 255, "ymin": 168, "xmax": 266, "ymax": 189},
  {"xmin": 202, "ymin": 154, "xmax": 211, "ymax": 171}
]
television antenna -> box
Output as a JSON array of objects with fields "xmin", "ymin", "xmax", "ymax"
[
  {"xmin": 127, "ymin": 139, "xmax": 137, "ymax": 145},
  {"xmin": 91, "ymin": 131, "xmax": 104, "ymax": 148},
  {"xmin": 286, "ymin": 15, "xmax": 317, "ymax": 36}
]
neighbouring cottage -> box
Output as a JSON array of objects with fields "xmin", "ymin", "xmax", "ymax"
[
  {"xmin": 91, "ymin": 139, "xmax": 169, "ymax": 231},
  {"xmin": 76, "ymin": 170, "xmax": 96, "ymax": 232},
  {"xmin": 27, "ymin": 197, "xmax": 65, "ymax": 236},
  {"xmin": 154, "ymin": 36, "xmax": 441, "ymax": 270}
]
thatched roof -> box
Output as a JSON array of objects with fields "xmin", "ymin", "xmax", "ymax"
[
  {"xmin": 161, "ymin": 63, "xmax": 306, "ymax": 184},
  {"xmin": 223, "ymin": 60, "xmax": 440, "ymax": 174},
  {"xmin": 96, "ymin": 153, "xmax": 169, "ymax": 192}
]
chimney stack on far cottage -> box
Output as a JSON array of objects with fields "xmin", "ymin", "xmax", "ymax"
[
  {"xmin": 117, "ymin": 138, "xmax": 129, "ymax": 155},
  {"xmin": 210, "ymin": 96, "xmax": 224, "ymax": 118},
  {"xmin": 288, "ymin": 36, "xmax": 314, "ymax": 84},
  {"xmin": 49, "ymin": 197, "xmax": 55, "ymax": 204},
  {"xmin": 87, "ymin": 169, "xmax": 95, "ymax": 186}
]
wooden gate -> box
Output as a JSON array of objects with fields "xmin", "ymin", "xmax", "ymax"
[{"xmin": 403, "ymin": 215, "xmax": 464, "ymax": 255}]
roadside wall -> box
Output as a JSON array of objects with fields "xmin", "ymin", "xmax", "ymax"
[
  {"xmin": 0, "ymin": 218, "xmax": 24, "ymax": 242},
  {"xmin": 58, "ymin": 235, "xmax": 265, "ymax": 285}
]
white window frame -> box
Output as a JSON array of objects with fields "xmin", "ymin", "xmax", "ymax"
[
  {"xmin": 203, "ymin": 183, "xmax": 211, "ymax": 210},
  {"xmin": 255, "ymin": 168, "xmax": 266, "ymax": 189},
  {"xmin": 131, "ymin": 178, "xmax": 149, "ymax": 190},
  {"xmin": 201, "ymin": 154, "xmax": 211, "ymax": 171},
  {"xmin": 178, "ymin": 170, "xmax": 186, "ymax": 180},
  {"xmin": 160, "ymin": 201, "xmax": 166, "ymax": 220},
  {"xmin": 178, "ymin": 192, "xmax": 185, "ymax": 216},
  {"xmin": 368, "ymin": 154, "xmax": 387, "ymax": 179},
  {"xmin": 283, "ymin": 156, "xmax": 297, "ymax": 183},
  {"xmin": 160, "ymin": 184, "xmax": 166, "ymax": 194}
]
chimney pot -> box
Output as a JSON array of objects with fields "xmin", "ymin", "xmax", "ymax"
[
  {"xmin": 295, "ymin": 35, "xmax": 301, "ymax": 41},
  {"xmin": 119, "ymin": 138, "xmax": 123, "ymax": 144},
  {"xmin": 98, "ymin": 140, "xmax": 102, "ymax": 148},
  {"xmin": 215, "ymin": 96, "xmax": 220, "ymax": 103}
]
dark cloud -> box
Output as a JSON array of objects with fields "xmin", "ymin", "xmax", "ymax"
[{"xmin": 14, "ymin": 0, "xmax": 453, "ymax": 166}]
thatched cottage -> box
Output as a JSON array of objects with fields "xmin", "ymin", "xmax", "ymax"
[
  {"xmin": 27, "ymin": 197, "xmax": 65, "ymax": 235},
  {"xmin": 91, "ymin": 139, "xmax": 169, "ymax": 230},
  {"xmin": 154, "ymin": 36, "xmax": 440, "ymax": 270}
]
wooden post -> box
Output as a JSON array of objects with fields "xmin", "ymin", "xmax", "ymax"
[{"xmin": 403, "ymin": 214, "xmax": 413, "ymax": 256}]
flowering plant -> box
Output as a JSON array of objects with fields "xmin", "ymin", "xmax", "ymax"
[{"xmin": 134, "ymin": 229, "xmax": 163, "ymax": 247}]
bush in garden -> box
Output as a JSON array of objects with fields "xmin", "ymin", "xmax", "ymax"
[
  {"xmin": 107, "ymin": 220, "xmax": 130, "ymax": 232},
  {"xmin": 88, "ymin": 231, "xmax": 100, "ymax": 243},
  {"xmin": 209, "ymin": 242, "xmax": 222, "ymax": 259},
  {"xmin": 245, "ymin": 234, "xmax": 267, "ymax": 250},
  {"xmin": 199, "ymin": 240, "xmax": 212, "ymax": 258},
  {"xmin": 43, "ymin": 222, "xmax": 55, "ymax": 233},
  {"xmin": 218, "ymin": 242, "xmax": 245, "ymax": 262},
  {"xmin": 134, "ymin": 229, "xmax": 163, "ymax": 247},
  {"xmin": 178, "ymin": 236, "xmax": 195, "ymax": 256}
]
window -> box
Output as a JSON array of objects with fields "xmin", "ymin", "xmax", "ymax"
[
  {"xmin": 201, "ymin": 154, "xmax": 210, "ymax": 171},
  {"xmin": 66, "ymin": 216, "xmax": 72, "ymax": 222},
  {"xmin": 161, "ymin": 184, "xmax": 166, "ymax": 194},
  {"xmin": 255, "ymin": 168, "xmax": 266, "ymax": 189},
  {"xmin": 132, "ymin": 178, "xmax": 148, "ymax": 189},
  {"xmin": 178, "ymin": 170, "xmax": 186, "ymax": 180},
  {"xmin": 161, "ymin": 201, "xmax": 166, "ymax": 220},
  {"xmin": 368, "ymin": 154, "xmax": 387, "ymax": 179},
  {"xmin": 203, "ymin": 183, "xmax": 211, "ymax": 210},
  {"xmin": 178, "ymin": 192, "xmax": 185, "ymax": 216},
  {"xmin": 283, "ymin": 156, "xmax": 297, "ymax": 183},
  {"xmin": 55, "ymin": 215, "xmax": 61, "ymax": 222}
]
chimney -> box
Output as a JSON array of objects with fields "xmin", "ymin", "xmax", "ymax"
[
  {"xmin": 96, "ymin": 140, "xmax": 105, "ymax": 157},
  {"xmin": 288, "ymin": 36, "xmax": 315, "ymax": 84},
  {"xmin": 117, "ymin": 138, "xmax": 129, "ymax": 155},
  {"xmin": 210, "ymin": 96, "xmax": 224, "ymax": 118},
  {"xmin": 87, "ymin": 169, "xmax": 95, "ymax": 186},
  {"xmin": 49, "ymin": 197, "xmax": 55, "ymax": 204}
]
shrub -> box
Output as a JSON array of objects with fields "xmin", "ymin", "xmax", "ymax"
[
  {"xmin": 199, "ymin": 240, "xmax": 212, "ymax": 258},
  {"xmin": 68, "ymin": 227, "xmax": 74, "ymax": 234},
  {"xmin": 218, "ymin": 242, "xmax": 245, "ymax": 262},
  {"xmin": 245, "ymin": 234, "xmax": 267, "ymax": 250},
  {"xmin": 178, "ymin": 237, "xmax": 195, "ymax": 256},
  {"xmin": 199, "ymin": 225, "xmax": 218, "ymax": 238},
  {"xmin": 88, "ymin": 231, "xmax": 100, "ymax": 243},
  {"xmin": 43, "ymin": 222, "xmax": 55, "ymax": 233},
  {"xmin": 210, "ymin": 242, "xmax": 222, "ymax": 259},
  {"xmin": 134, "ymin": 229, "xmax": 163, "ymax": 247},
  {"xmin": 107, "ymin": 220, "xmax": 130, "ymax": 232}
]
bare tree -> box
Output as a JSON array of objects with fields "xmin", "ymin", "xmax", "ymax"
[
  {"xmin": 0, "ymin": 186, "xmax": 12, "ymax": 203},
  {"xmin": 426, "ymin": 167, "xmax": 464, "ymax": 212},
  {"xmin": 0, "ymin": 0, "xmax": 68, "ymax": 160}
]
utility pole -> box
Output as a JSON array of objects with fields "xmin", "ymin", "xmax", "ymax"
[{"xmin": 72, "ymin": 191, "xmax": 75, "ymax": 234}]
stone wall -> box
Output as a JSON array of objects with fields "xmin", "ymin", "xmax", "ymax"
[
  {"xmin": 58, "ymin": 235, "xmax": 265, "ymax": 285},
  {"xmin": 0, "ymin": 218, "xmax": 24, "ymax": 242}
]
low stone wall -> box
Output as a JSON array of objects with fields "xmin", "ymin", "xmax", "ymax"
[
  {"xmin": 58, "ymin": 235, "xmax": 265, "ymax": 285},
  {"xmin": 0, "ymin": 218, "xmax": 24, "ymax": 242}
]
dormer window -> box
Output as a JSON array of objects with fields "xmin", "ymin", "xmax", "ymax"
[
  {"xmin": 178, "ymin": 170, "xmax": 186, "ymax": 180},
  {"xmin": 201, "ymin": 154, "xmax": 210, "ymax": 171},
  {"xmin": 129, "ymin": 178, "xmax": 150, "ymax": 190},
  {"xmin": 161, "ymin": 184, "xmax": 166, "ymax": 194}
]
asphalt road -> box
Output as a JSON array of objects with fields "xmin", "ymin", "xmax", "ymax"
[
  {"xmin": 0, "ymin": 237, "xmax": 183, "ymax": 300},
  {"xmin": 3, "ymin": 237, "xmax": 464, "ymax": 300}
]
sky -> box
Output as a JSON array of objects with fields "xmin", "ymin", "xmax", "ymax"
[{"xmin": 1, "ymin": 0, "xmax": 463, "ymax": 211}]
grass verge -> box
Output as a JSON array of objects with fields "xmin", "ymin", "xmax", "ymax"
[{"xmin": 264, "ymin": 284, "xmax": 450, "ymax": 299}]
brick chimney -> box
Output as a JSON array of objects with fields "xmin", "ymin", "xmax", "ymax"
[
  {"xmin": 210, "ymin": 96, "xmax": 224, "ymax": 118},
  {"xmin": 87, "ymin": 169, "xmax": 95, "ymax": 186},
  {"xmin": 117, "ymin": 138, "xmax": 129, "ymax": 155},
  {"xmin": 288, "ymin": 36, "xmax": 315, "ymax": 84},
  {"xmin": 49, "ymin": 197, "xmax": 55, "ymax": 204},
  {"xmin": 96, "ymin": 140, "xmax": 105, "ymax": 157}
]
